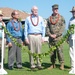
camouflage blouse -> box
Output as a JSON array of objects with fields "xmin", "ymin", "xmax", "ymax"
[{"xmin": 46, "ymin": 14, "xmax": 65, "ymax": 42}]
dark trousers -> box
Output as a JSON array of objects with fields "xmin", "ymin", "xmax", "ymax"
[{"xmin": 8, "ymin": 38, "xmax": 22, "ymax": 68}]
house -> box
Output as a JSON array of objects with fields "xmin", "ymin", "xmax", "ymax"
[{"xmin": 0, "ymin": 7, "xmax": 30, "ymax": 24}]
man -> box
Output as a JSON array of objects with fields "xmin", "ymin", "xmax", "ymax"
[
  {"xmin": 0, "ymin": 10, "xmax": 6, "ymax": 68},
  {"xmin": 24, "ymin": 6, "xmax": 45, "ymax": 70},
  {"xmin": 7, "ymin": 10, "xmax": 23, "ymax": 70},
  {"xmin": 68, "ymin": 6, "xmax": 75, "ymax": 74},
  {"xmin": 46, "ymin": 4, "xmax": 65, "ymax": 70}
]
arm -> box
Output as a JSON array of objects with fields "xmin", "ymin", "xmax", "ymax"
[
  {"xmin": 24, "ymin": 18, "xmax": 29, "ymax": 44},
  {"xmin": 56, "ymin": 16, "xmax": 65, "ymax": 38},
  {"xmin": 24, "ymin": 19, "xmax": 28, "ymax": 40},
  {"xmin": 46, "ymin": 18, "xmax": 52, "ymax": 36},
  {"xmin": 6, "ymin": 22, "xmax": 11, "ymax": 43},
  {"xmin": 6, "ymin": 22, "xmax": 12, "ymax": 47},
  {"xmin": 41, "ymin": 18, "xmax": 45, "ymax": 38}
]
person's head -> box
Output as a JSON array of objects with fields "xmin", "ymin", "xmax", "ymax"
[
  {"xmin": 52, "ymin": 4, "xmax": 59, "ymax": 15},
  {"xmin": 31, "ymin": 6, "xmax": 38, "ymax": 16},
  {"xmin": 11, "ymin": 10, "xmax": 19, "ymax": 20},
  {"xmin": 0, "ymin": 10, "xmax": 3, "ymax": 21},
  {"xmin": 70, "ymin": 6, "xmax": 75, "ymax": 18}
]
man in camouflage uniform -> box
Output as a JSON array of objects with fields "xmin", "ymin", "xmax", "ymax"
[{"xmin": 46, "ymin": 4, "xmax": 65, "ymax": 70}]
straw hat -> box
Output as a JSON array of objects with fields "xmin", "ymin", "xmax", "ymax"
[
  {"xmin": 0, "ymin": 10, "xmax": 3, "ymax": 16},
  {"xmin": 70, "ymin": 6, "xmax": 75, "ymax": 12}
]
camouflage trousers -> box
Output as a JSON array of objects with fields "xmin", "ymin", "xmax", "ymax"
[{"xmin": 49, "ymin": 41, "xmax": 64, "ymax": 64}]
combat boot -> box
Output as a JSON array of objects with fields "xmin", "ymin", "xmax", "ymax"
[
  {"xmin": 60, "ymin": 63, "xmax": 64, "ymax": 70},
  {"xmin": 48, "ymin": 63, "xmax": 56, "ymax": 70}
]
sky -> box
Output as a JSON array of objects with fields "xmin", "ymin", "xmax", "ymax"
[{"xmin": 0, "ymin": 0, "xmax": 75, "ymax": 29}]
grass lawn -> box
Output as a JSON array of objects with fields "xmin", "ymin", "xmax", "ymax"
[{"xmin": 3, "ymin": 42, "xmax": 74, "ymax": 75}]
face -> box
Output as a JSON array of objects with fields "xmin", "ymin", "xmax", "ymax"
[
  {"xmin": 0, "ymin": 15, "xmax": 3, "ymax": 21},
  {"xmin": 52, "ymin": 8, "xmax": 58, "ymax": 14},
  {"xmin": 12, "ymin": 11, "xmax": 19, "ymax": 19},
  {"xmin": 31, "ymin": 7, "xmax": 38, "ymax": 16},
  {"xmin": 72, "ymin": 11, "xmax": 75, "ymax": 18}
]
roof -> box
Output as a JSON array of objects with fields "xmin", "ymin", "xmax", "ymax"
[{"xmin": 0, "ymin": 7, "xmax": 30, "ymax": 20}]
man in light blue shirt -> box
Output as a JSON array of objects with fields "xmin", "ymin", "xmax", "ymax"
[
  {"xmin": 7, "ymin": 10, "xmax": 23, "ymax": 70},
  {"xmin": 24, "ymin": 6, "xmax": 45, "ymax": 70}
]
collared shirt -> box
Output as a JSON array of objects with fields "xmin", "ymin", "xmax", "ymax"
[
  {"xmin": 68, "ymin": 17, "xmax": 75, "ymax": 39},
  {"xmin": 0, "ymin": 22, "xmax": 5, "ymax": 38},
  {"xmin": 6, "ymin": 20, "xmax": 22, "ymax": 43},
  {"xmin": 24, "ymin": 15, "xmax": 45, "ymax": 39}
]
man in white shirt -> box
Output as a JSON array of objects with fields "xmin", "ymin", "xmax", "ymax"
[
  {"xmin": 0, "ymin": 10, "xmax": 6, "ymax": 68},
  {"xmin": 68, "ymin": 6, "xmax": 75, "ymax": 74}
]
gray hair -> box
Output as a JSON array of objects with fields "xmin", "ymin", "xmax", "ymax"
[{"xmin": 31, "ymin": 6, "xmax": 38, "ymax": 12}]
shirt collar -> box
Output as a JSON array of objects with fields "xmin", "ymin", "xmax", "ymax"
[{"xmin": 12, "ymin": 19, "xmax": 19, "ymax": 23}]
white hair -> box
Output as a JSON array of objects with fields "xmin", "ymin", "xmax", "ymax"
[{"xmin": 31, "ymin": 6, "xmax": 38, "ymax": 12}]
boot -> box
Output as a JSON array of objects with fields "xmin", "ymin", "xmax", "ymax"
[
  {"xmin": 48, "ymin": 63, "xmax": 56, "ymax": 70},
  {"xmin": 60, "ymin": 63, "xmax": 64, "ymax": 70}
]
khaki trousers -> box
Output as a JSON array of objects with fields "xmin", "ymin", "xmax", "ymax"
[{"xmin": 28, "ymin": 34, "xmax": 42, "ymax": 67}]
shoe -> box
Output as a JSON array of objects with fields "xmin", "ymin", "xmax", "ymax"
[
  {"xmin": 60, "ymin": 63, "xmax": 64, "ymax": 70},
  {"xmin": 31, "ymin": 65, "xmax": 36, "ymax": 70},
  {"xmin": 48, "ymin": 64, "xmax": 56, "ymax": 70},
  {"xmin": 38, "ymin": 66, "xmax": 43, "ymax": 70},
  {"xmin": 69, "ymin": 69, "xmax": 75, "ymax": 74},
  {"xmin": 9, "ymin": 66, "xmax": 13, "ymax": 70}
]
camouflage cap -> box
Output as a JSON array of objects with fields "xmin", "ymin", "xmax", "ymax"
[
  {"xmin": 52, "ymin": 4, "xmax": 59, "ymax": 9},
  {"xmin": 70, "ymin": 6, "xmax": 75, "ymax": 12}
]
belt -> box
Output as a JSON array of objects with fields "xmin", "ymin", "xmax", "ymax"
[
  {"xmin": 28, "ymin": 33, "xmax": 42, "ymax": 36},
  {"xmin": 13, "ymin": 36, "xmax": 21, "ymax": 39}
]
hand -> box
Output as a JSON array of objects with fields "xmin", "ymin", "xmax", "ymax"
[
  {"xmin": 25, "ymin": 38, "xmax": 29, "ymax": 45},
  {"xmin": 42, "ymin": 38, "xmax": 44, "ymax": 43},
  {"xmin": 50, "ymin": 34, "xmax": 57, "ymax": 39},
  {"xmin": 21, "ymin": 42, "xmax": 24, "ymax": 46},
  {"xmin": 8, "ymin": 42, "xmax": 12, "ymax": 47}
]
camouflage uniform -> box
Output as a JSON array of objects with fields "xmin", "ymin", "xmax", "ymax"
[{"xmin": 46, "ymin": 14, "xmax": 65, "ymax": 64}]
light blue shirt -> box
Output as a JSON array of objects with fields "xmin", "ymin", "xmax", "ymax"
[
  {"xmin": 6, "ymin": 20, "xmax": 23, "ymax": 43},
  {"xmin": 24, "ymin": 15, "xmax": 45, "ymax": 39}
]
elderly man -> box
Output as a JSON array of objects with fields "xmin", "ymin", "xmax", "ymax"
[
  {"xmin": 46, "ymin": 4, "xmax": 65, "ymax": 70},
  {"xmin": 7, "ymin": 10, "xmax": 23, "ymax": 70},
  {"xmin": 68, "ymin": 6, "xmax": 75, "ymax": 74},
  {"xmin": 24, "ymin": 6, "xmax": 45, "ymax": 70}
]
